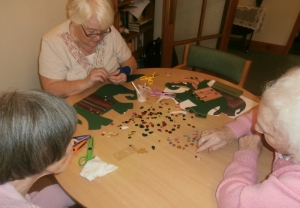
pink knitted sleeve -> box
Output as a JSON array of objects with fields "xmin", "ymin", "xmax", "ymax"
[
  {"xmin": 216, "ymin": 150, "xmax": 300, "ymax": 207},
  {"xmin": 225, "ymin": 109, "xmax": 258, "ymax": 139},
  {"xmin": 216, "ymin": 150, "xmax": 259, "ymax": 208},
  {"xmin": 29, "ymin": 184, "xmax": 75, "ymax": 208}
]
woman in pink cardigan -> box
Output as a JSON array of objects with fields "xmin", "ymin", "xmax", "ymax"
[{"xmin": 197, "ymin": 67, "xmax": 300, "ymax": 207}]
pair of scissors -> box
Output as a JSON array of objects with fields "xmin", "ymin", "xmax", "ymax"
[
  {"xmin": 140, "ymin": 71, "xmax": 160, "ymax": 84},
  {"xmin": 78, "ymin": 137, "xmax": 95, "ymax": 166}
]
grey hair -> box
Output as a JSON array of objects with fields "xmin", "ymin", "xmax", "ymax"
[
  {"xmin": 258, "ymin": 66, "xmax": 300, "ymax": 160},
  {"xmin": 0, "ymin": 90, "xmax": 77, "ymax": 184},
  {"xmin": 67, "ymin": 0, "xmax": 114, "ymax": 30}
]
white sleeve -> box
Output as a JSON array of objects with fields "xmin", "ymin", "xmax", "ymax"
[
  {"xmin": 111, "ymin": 26, "xmax": 132, "ymax": 64},
  {"xmin": 39, "ymin": 37, "xmax": 68, "ymax": 80}
]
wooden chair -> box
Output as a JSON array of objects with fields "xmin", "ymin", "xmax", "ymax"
[{"xmin": 173, "ymin": 44, "xmax": 252, "ymax": 87}]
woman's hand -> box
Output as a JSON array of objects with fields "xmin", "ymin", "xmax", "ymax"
[
  {"xmin": 239, "ymin": 134, "xmax": 263, "ymax": 156},
  {"xmin": 196, "ymin": 126, "xmax": 236, "ymax": 152},
  {"xmin": 85, "ymin": 67, "xmax": 109, "ymax": 87},
  {"xmin": 109, "ymin": 70, "xmax": 127, "ymax": 85}
]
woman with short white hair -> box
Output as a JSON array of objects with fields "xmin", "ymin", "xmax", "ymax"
[
  {"xmin": 39, "ymin": 0, "xmax": 137, "ymax": 98},
  {"xmin": 217, "ymin": 67, "xmax": 300, "ymax": 207}
]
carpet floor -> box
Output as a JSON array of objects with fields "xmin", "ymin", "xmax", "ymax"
[{"xmin": 227, "ymin": 40, "xmax": 300, "ymax": 96}]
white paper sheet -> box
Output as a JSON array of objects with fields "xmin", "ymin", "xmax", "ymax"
[
  {"xmin": 80, "ymin": 156, "xmax": 118, "ymax": 181},
  {"xmin": 129, "ymin": 0, "xmax": 150, "ymax": 19}
]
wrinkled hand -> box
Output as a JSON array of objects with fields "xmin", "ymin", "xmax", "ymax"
[
  {"xmin": 109, "ymin": 70, "xmax": 127, "ymax": 85},
  {"xmin": 196, "ymin": 126, "xmax": 236, "ymax": 153},
  {"xmin": 85, "ymin": 68, "xmax": 109, "ymax": 87},
  {"xmin": 239, "ymin": 134, "xmax": 263, "ymax": 156}
]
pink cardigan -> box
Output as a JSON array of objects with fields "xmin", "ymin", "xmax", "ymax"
[
  {"xmin": 225, "ymin": 108, "xmax": 258, "ymax": 139},
  {"xmin": 217, "ymin": 110, "xmax": 300, "ymax": 207},
  {"xmin": 0, "ymin": 182, "xmax": 75, "ymax": 208}
]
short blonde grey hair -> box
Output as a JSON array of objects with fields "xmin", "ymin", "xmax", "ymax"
[
  {"xmin": 258, "ymin": 66, "xmax": 300, "ymax": 160},
  {"xmin": 67, "ymin": 0, "xmax": 114, "ymax": 29}
]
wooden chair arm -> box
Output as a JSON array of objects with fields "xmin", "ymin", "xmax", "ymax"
[{"xmin": 173, "ymin": 64, "xmax": 186, "ymax": 69}]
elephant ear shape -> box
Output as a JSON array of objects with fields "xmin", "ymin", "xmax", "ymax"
[
  {"xmin": 165, "ymin": 82, "xmax": 181, "ymax": 90},
  {"xmin": 165, "ymin": 82, "xmax": 194, "ymax": 91},
  {"xmin": 125, "ymin": 94, "xmax": 137, "ymax": 100}
]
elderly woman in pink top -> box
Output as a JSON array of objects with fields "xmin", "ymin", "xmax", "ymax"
[
  {"xmin": 0, "ymin": 90, "xmax": 77, "ymax": 207},
  {"xmin": 197, "ymin": 67, "xmax": 300, "ymax": 207}
]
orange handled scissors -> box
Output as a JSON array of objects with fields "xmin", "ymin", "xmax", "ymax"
[
  {"xmin": 140, "ymin": 71, "xmax": 160, "ymax": 84},
  {"xmin": 78, "ymin": 137, "xmax": 95, "ymax": 166}
]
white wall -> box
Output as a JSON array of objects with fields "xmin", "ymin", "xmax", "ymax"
[
  {"xmin": 233, "ymin": 0, "xmax": 300, "ymax": 45},
  {"xmin": 2, "ymin": 0, "xmax": 298, "ymax": 92},
  {"xmin": 153, "ymin": 0, "xmax": 163, "ymax": 40},
  {"xmin": 0, "ymin": 0, "xmax": 68, "ymax": 91},
  {"xmin": 154, "ymin": 0, "xmax": 300, "ymax": 46}
]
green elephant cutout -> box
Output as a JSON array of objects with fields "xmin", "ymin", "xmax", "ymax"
[
  {"xmin": 165, "ymin": 80, "xmax": 228, "ymax": 118},
  {"xmin": 74, "ymin": 83, "xmax": 138, "ymax": 130}
]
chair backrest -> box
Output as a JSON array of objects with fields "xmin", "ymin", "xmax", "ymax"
[{"xmin": 184, "ymin": 44, "xmax": 251, "ymax": 87}]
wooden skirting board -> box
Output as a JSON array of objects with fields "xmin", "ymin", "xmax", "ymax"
[
  {"xmin": 249, "ymin": 40, "xmax": 286, "ymax": 55},
  {"xmin": 230, "ymin": 37, "xmax": 286, "ymax": 55}
]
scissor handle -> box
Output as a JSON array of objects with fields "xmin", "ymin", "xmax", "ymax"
[
  {"xmin": 78, "ymin": 156, "xmax": 88, "ymax": 166},
  {"xmin": 86, "ymin": 137, "xmax": 95, "ymax": 159},
  {"xmin": 139, "ymin": 76, "xmax": 147, "ymax": 80},
  {"xmin": 86, "ymin": 146, "xmax": 95, "ymax": 161},
  {"xmin": 140, "ymin": 76, "xmax": 154, "ymax": 84},
  {"xmin": 78, "ymin": 137, "xmax": 95, "ymax": 166},
  {"xmin": 151, "ymin": 71, "xmax": 157, "ymax": 76}
]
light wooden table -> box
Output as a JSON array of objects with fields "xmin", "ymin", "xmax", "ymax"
[{"xmin": 56, "ymin": 68, "xmax": 273, "ymax": 208}]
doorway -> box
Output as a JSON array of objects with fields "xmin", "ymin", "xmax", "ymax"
[
  {"xmin": 284, "ymin": 11, "xmax": 300, "ymax": 55},
  {"xmin": 288, "ymin": 30, "xmax": 300, "ymax": 56},
  {"xmin": 161, "ymin": 0, "xmax": 239, "ymax": 68}
]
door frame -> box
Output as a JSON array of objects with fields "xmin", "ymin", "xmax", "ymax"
[
  {"xmin": 161, "ymin": 0, "xmax": 239, "ymax": 68},
  {"xmin": 284, "ymin": 11, "xmax": 300, "ymax": 55}
]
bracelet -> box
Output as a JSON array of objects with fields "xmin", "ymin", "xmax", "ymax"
[{"xmin": 118, "ymin": 66, "xmax": 131, "ymax": 77}]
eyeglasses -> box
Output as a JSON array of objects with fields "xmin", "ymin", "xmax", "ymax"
[{"xmin": 81, "ymin": 25, "xmax": 111, "ymax": 37}]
